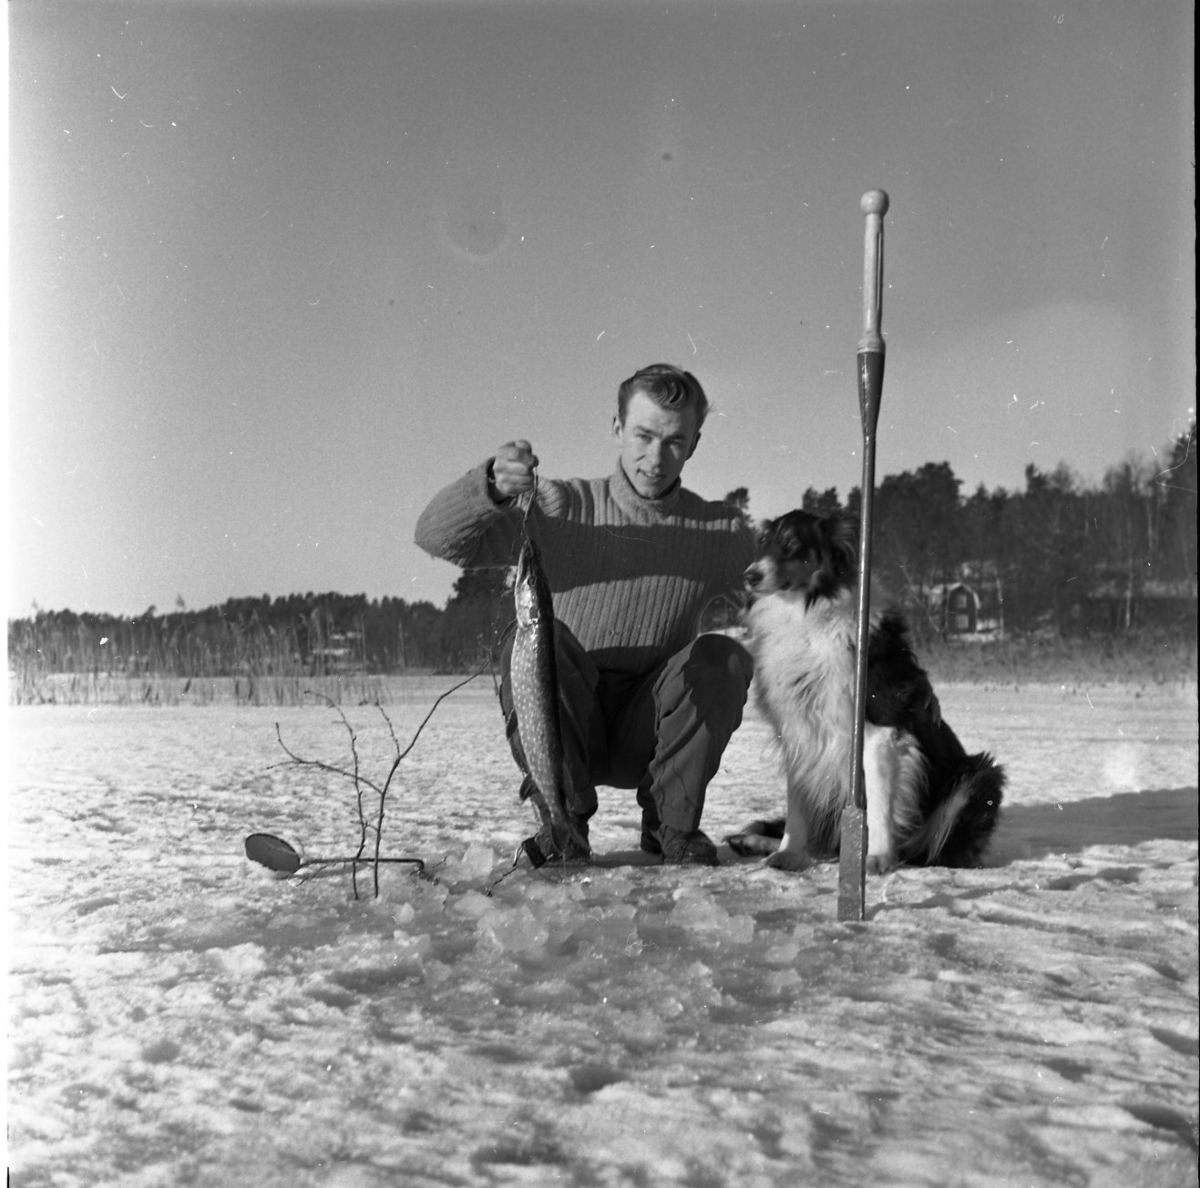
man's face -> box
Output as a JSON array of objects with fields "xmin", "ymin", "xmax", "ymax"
[{"xmin": 614, "ymin": 389, "xmax": 700, "ymax": 499}]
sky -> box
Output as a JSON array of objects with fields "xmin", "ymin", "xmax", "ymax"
[{"xmin": 7, "ymin": 0, "xmax": 1195, "ymax": 618}]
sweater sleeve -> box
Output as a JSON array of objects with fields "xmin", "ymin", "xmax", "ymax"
[{"xmin": 413, "ymin": 460, "xmax": 522, "ymax": 569}]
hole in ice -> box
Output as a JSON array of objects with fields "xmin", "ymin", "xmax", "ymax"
[
  {"xmin": 141, "ymin": 1038, "xmax": 182, "ymax": 1065},
  {"xmin": 568, "ymin": 1061, "xmax": 626, "ymax": 1094},
  {"xmin": 1149, "ymin": 1026, "xmax": 1199, "ymax": 1058},
  {"xmin": 471, "ymin": 1131, "xmax": 567, "ymax": 1169},
  {"xmin": 1041, "ymin": 1056, "xmax": 1092, "ymax": 1083},
  {"xmin": 470, "ymin": 1042, "xmax": 528, "ymax": 1066},
  {"xmin": 1120, "ymin": 1102, "xmax": 1199, "ymax": 1151}
]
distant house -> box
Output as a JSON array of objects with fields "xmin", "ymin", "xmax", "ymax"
[
  {"xmin": 944, "ymin": 582, "xmax": 980, "ymax": 634},
  {"xmin": 311, "ymin": 630, "xmax": 365, "ymax": 672},
  {"xmin": 927, "ymin": 564, "xmax": 1004, "ymax": 640}
]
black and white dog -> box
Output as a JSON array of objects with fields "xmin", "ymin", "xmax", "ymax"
[{"xmin": 726, "ymin": 510, "xmax": 1004, "ymax": 873}]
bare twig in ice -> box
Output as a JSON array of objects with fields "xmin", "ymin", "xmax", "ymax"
[{"xmin": 269, "ymin": 669, "xmax": 489, "ymax": 898}]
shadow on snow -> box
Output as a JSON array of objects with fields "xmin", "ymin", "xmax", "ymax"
[{"xmin": 987, "ymin": 786, "xmax": 1198, "ymax": 864}]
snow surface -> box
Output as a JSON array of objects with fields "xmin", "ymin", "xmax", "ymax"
[{"xmin": 6, "ymin": 676, "xmax": 1198, "ymax": 1187}]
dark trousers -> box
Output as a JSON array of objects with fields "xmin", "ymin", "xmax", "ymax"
[{"xmin": 499, "ymin": 626, "xmax": 753, "ymax": 836}]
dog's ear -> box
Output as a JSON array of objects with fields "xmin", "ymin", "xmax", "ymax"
[
  {"xmin": 827, "ymin": 512, "xmax": 859, "ymax": 575},
  {"xmin": 756, "ymin": 517, "xmax": 777, "ymax": 550},
  {"xmin": 777, "ymin": 519, "xmax": 803, "ymax": 557},
  {"xmin": 771, "ymin": 510, "xmax": 822, "ymax": 559},
  {"xmin": 764, "ymin": 514, "xmax": 809, "ymax": 559}
]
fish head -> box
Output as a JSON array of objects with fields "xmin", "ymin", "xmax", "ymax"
[{"xmin": 514, "ymin": 538, "xmax": 547, "ymax": 628}]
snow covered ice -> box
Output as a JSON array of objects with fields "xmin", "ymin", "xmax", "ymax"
[{"xmin": 6, "ymin": 676, "xmax": 1198, "ymax": 1186}]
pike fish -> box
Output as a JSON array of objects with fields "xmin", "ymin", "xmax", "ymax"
[{"xmin": 510, "ymin": 535, "xmax": 589, "ymax": 861}]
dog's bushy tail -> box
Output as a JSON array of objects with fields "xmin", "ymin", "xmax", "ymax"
[
  {"xmin": 728, "ymin": 755, "xmax": 1005, "ymax": 867},
  {"xmin": 902, "ymin": 753, "xmax": 1005, "ymax": 868}
]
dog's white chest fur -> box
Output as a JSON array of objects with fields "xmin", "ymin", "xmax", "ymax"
[{"xmin": 746, "ymin": 589, "xmax": 857, "ymax": 794}]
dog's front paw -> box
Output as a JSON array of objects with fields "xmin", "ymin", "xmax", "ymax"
[
  {"xmin": 865, "ymin": 852, "xmax": 898, "ymax": 875},
  {"xmin": 725, "ymin": 831, "xmax": 777, "ymax": 857},
  {"xmin": 766, "ymin": 848, "xmax": 813, "ymax": 873},
  {"xmin": 724, "ymin": 818, "xmax": 785, "ymax": 858}
]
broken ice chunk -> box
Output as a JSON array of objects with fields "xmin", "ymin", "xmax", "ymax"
[
  {"xmin": 445, "ymin": 842, "xmax": 498, "ymax": 883},
  {"xmin": 668, "ymin": 887, "xmax": 755, "ymax": 943},
  {"xmin": 478, "ymin": 905, "xmax": 550, "ymax": 954}
]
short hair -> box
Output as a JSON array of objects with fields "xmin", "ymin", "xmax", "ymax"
[{"xmin": 616, "ymin": 363, "xmax": 709, "ymax": 430}]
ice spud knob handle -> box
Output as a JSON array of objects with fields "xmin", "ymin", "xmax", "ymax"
[{"xmin": 859, "ymin": 189, "xmax": 888, "ymax": 355}]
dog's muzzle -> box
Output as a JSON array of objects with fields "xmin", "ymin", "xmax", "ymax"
[{"xmin": 745, "ymin": 556, "xmax": 820, "ymax": 596}]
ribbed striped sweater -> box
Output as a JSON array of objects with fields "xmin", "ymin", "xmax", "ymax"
[{"xmin": 414, "ymin": 461, "xmax": 756, "ymax": 677}]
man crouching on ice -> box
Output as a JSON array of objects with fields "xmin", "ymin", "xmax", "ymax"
[{"xmin": 414, "ymin": 363, "xmax": 755, "ymax": 866}]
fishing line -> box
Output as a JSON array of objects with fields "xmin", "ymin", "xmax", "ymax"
[
  {"xmin": 518, "ymin": 471, "xmax": 540, "ymax": 539},
  {"xmin": 484, "ymin": 848, "xmax": 526, "ymax": 896}
]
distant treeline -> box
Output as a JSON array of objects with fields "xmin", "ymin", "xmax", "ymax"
[
  {"xmin": 8, "ymin": 427, "xmax": 1196, "ymax": 702},
  {"xmin": 8, "ymin": 577, "xmax": 508, "ymax": 693},
  {"xmin": 741, "ymin": 424, "xmax": 1197, "ymax": 642}
]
